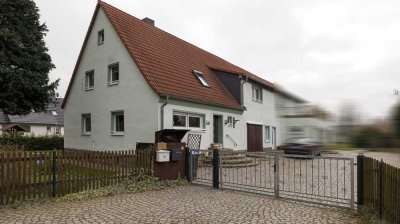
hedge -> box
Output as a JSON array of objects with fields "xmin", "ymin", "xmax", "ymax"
[{"xmin": 0, "ymin": 134, "xmax": 64, "ymax": 151}]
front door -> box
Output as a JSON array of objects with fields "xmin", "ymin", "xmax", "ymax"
[
  {"xmin": 213, "ymin": 115, "xmax": 223, "ymax": 144},
  {"xmin": 247, "ymin": 124, "xmax": 263, "ymax": 152}
]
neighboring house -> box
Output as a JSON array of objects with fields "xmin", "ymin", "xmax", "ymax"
[
  {"xmin": 62, "ymin": 1, "xmax": 331, "ymax": 151},
  {"xmin": 275, "ymin": 90, "xmax": 334, "ymax": 144},
  {"xmin": 0, "ymin": 98, "xmax": 64, "ymax": 136}
]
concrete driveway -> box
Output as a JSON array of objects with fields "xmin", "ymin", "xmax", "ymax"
[{"xmin": 0, "ymin": 185, "xmax": 366, "ymax": 224}]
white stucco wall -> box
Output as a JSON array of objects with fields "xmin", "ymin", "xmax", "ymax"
[
  {"xmin": 161, "ymin": 101, "xmax": 245, "ymax": 150},
  {"xmin": 242, "ymin": 81, "xmax": 279, "ymax": 149},
  {"xmin": 63, "ymin": 8, "xmax": 159, "ymax": 151}
]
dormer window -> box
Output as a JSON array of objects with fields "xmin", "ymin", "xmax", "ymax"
[
  {"xmin": 193, "ymin": 70, "xmax": 210, "ymax": 87},
  {"xmin": 98, "ymin": 29, "xmax": 104, "ymax": 45}
]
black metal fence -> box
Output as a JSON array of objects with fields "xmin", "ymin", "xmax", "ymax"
[{"xmin": 188, "ymin": 149, "xmax": 355, "ymax": 208}]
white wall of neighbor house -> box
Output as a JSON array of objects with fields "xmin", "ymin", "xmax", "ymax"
[
  {"xmin": 160, "ymin": 101, "xmax": 245, "ymax": 150},
  {"xmin": 278, "ymin": 117, "xmax": 334, "ymax": 144},
  {"xmin": 63, "ymin": 8, "xmax": 159, "ymax": 151},
  {"xmin": 242, "ymin": 81, "xmax": 279, "ymax": 149},
  {"xmin": 0, "ymin": 125, "xmax": 64, "ymax": 136}
]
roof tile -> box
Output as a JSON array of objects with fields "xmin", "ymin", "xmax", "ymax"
[{"xmin": 100, "ymin": 2, "xmax": 274, "ymax": 110}]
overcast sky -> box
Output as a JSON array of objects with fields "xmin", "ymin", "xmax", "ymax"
[{"xmin": 34, "ymin": 0, "xmax": 400, "ymax": 120}]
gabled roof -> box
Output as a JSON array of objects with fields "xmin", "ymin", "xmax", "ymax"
[
  {"xmin": 0, "ymin": 99, "xmax": 63, "ymax": 126},
  {"xmin": 62, "ymin": 1, "xmax": 275, "ymax": 110},
  {"xmin": 46, "ymin": 98, "xmax": 64, "ymax": 125},
  {"xmin": 0, "ymin": 123, "xmax": 29, "ymax": 132},
  {"xmin": 8, "ymin": 112, "xmax": 59, "ymax": 125}
]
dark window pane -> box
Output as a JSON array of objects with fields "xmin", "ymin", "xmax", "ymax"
[
  {"xmin": 85, "ymin": 116, "xmax": 91, "ymax": 132},
  {"xmin": 189, "ymin": 116, "xmax": 201, "ymax": 128},
  {"xmin": 112, "ymin": 66, "xmax": 119, "ymax": 82},
  {"xmin": 173, "ymin": 114, "xmax": 186, "ymax": 127},
  {"xmin": 89, "ymin": 73, "xmax": 94, "ymax": 87},
  {"xmin": 115, "ymin": 114, "xmax": 124, "ymax": 131},
  {"xmin": 98, "ymin": 30, "xmax": 104, "ymax": 44}
]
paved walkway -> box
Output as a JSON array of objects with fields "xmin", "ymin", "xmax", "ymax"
[{"xmin": 0, "ymin": 185, "xmax": 365, "ymax": 224}]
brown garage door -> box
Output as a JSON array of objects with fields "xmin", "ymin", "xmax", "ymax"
[{"xmin": 247, "ymin": 124, "xmax": 263, "ymax": 152}]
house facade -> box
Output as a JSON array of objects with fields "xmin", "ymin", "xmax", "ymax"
[
  {"xmin": 62, "ymin": 2, "xmax": 331, "ymax": 151},
  {"xmin": 0, "ymin": 98, "xmax": 64, "ymax": 136}
]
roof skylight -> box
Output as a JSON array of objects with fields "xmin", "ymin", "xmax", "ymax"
[{"xmin": 193, "ymin": 70, "xmax": 210, "ymax": 87}]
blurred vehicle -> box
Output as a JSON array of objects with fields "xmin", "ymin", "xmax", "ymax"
[{"xmin": 282, "ymin": 138, "xmax": 323, "ymax": 156}]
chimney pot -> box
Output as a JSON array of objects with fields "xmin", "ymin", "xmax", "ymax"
[{"xmin": 142, "ymin": 17, "xmax": 155, "ymax": 26}]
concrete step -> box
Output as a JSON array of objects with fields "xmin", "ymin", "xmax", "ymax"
[{"xmin": 205, "ymin": 154, "xmax": 247, "ymax": 161}]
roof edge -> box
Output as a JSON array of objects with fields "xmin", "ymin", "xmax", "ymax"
[{"xmin": 160, "ymin": 94, "xmax": 244, "ymax": 111}]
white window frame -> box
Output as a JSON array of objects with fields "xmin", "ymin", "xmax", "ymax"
[
  {"xmin": 108, "ymin": 63, "xmax": 119, "ymax": 85},
  {"xmin": 193, "ymin": 70, "xmax": 210, "ymax": 87},
  {"xmin": 97, "ymin": 29, "xmax": 104, "ymax": 45},
  {"xmin": 252, "ymin": 84, "xmax": 263, "ymax": 103},
  {"xmin": 81, "ymin": 113, "xmax": 91, "ymax": 135},
  {"xmin": 172, "ymin": 111, "xmax": 204, "ymax": 129},
  {"xmin": 111, "ymin": 111, "xmax": 124, "ymax": 135},
  {"xmin": 264, "ymin": 125, "xmax": 270, "ymax": 143},
  {"xmin": 85, "ymin": 70, "xmax": 94, "ymax": 90}
]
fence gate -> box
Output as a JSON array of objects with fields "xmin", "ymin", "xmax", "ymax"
[{"xmin": 189, "ymin": 150, "xmax": 355, "ymax": 209}]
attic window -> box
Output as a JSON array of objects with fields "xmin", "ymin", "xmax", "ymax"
[
  {"xmin": 193, "ymin": 70, "xmax": 210, "ymax": 87},
  {"xmin": 98, "ymin": 29, "xmax": 104, "ymax": 45}
]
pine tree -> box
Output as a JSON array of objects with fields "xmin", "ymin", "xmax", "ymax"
[
  {"xmin": 393, "ymin": 102, "xmax": 400, "ymax": 138},
  {"xmin": 0, "ymin": 0, "xmax": 59, "ymax": 115}
]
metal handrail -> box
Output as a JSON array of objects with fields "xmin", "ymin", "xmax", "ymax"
[{"xmin": 225, "ymin": 134, "xmax": 238, "ymax": 147}]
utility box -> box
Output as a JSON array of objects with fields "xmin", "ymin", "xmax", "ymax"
[
  {"xmin": 170, "ymin": 149, "xmax": 182, "ymax": 161},
  {"xmin": 156, "ymin": 150, "xmax": 170, "ymax": 162},
  {"xmin": 153, "ymin": 129, "xmax": 189, "ymax": 180}
]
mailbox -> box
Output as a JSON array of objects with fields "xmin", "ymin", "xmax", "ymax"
[
  {"xmin": 170, "ymin": 149, "xmax": 181, "ymax": 161},
  {"xmin": 156, "ymin": 150, "xmax": 170, "ymax": 162}
]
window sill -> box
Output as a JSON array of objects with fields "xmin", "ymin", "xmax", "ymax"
[
  {"xmin": 111, "ymin": 132, "xmax": 124, "ymax": 136},
  {"xmin": 172, "ymin": 126, "xmax": 205, "ymax": 130},
  {"xmin": 85, "ymin": 87, "xmax": 94, "ymax": 91},
  {"xmin": 108, "ymin": 81, "xmax": 119, "ymax": 86},
  {"xmin": 98, "ymin": 42, "xmax": 104, "ymax": 45},
  {"xmin": 265, "ymin": 140, "xmax": 270, "ymax": 143},
  {"xmin": 82, "ymin": 133, "xmax": 91, "ymax": 136},
  {"xmin": 252, "ymin": 99, "xmax": 263, "ymax": 104},
  {"xmin": 188, "ymin": 129, "xmax": 206, "ymax": 133}
]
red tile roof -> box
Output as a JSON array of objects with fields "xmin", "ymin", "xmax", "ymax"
[{"xmin": 62, "ymin": 1, "xmax": 275, "ymax": 110}]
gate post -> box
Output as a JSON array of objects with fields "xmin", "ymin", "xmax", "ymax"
[
  {"xmin": 274, "ymin": 155, "xmax": 279, "ymax": 198},
  {"xmin": 52, "ymin": 148, "xmax": 57, "ymax": 198},
  {"xmin": 185, "ymin": 147, "xmax": 192, "ymax": 182},
  {"xmin": 212, "ymin": 149, "xmax": 220, "ymax": 189},
  {"xmin": 357, "ymin": 153, "xmax": 364, "ymax": 206}
]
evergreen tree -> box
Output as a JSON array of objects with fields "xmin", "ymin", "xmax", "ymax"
[
  {"xmin": 0, "ymin": 0, "xmax": 59, "ymax": 115},
  {"xmin": 393, "ymin": 102, "xmax": 400, "ymax": 138}
]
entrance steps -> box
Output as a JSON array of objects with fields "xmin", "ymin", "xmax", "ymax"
[{"xmin": 200, "ymin": 148, "xmax": 258, "ymax": 168}]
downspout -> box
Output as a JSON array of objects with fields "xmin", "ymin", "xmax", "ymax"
[
  {"xmin": 160, "ymin": 95, "xmax": 169, "ymax": 130},
  {"xmin": 240, "ymin": 75, "xmax": 249, "ymax": 107}
]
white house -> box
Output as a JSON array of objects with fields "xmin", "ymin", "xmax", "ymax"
[
  {"xmin": 62, "ymin": 1, "xmax": 331, "ymax": 151},
  {"xmin": 0, "ymin": 98, "xmax": 64, "ymax": 136}
]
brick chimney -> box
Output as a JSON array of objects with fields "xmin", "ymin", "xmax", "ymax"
[{"xmin": 142, "ymin": 17, "xmax": 155, "ymax": 26}]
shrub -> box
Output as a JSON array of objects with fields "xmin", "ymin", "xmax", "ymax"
[
  {"xmin": 351, "ymin": 127, "xmax": 398, "ymax": 148},
  {"xmin": 58, "ymin": 169, "xmax": 188, "ymax": 202},
  {"xmin": 0, "ymin": 134, "xmax": 63, "ymax": 151}
]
